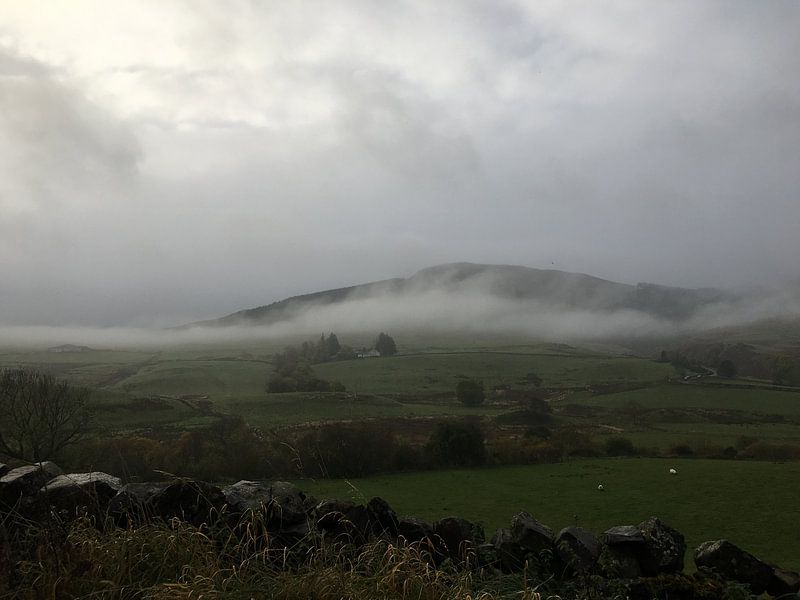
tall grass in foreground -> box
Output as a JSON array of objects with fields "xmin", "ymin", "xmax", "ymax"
[{"xmin": 2, "ymin": 515, "xmax": 558, "ymax": 600}]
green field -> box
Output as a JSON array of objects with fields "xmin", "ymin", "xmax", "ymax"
[
  {"xmin": 314, "ymin": 352, "xmax": 675, "ymax": 395},
  {"xmin": 579, "ymin": 383, "xmax": 800, "ymax": 416},
  {"xmin": 297, "ymin": 458, "xmax": 800, "ymax": 571}
]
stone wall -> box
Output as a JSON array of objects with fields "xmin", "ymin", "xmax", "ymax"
[{"xmin": 1, "ymin": 463, "xmax": 798, "ymax": 598}]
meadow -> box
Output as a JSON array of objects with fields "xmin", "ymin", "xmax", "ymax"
[
  {"xmin": 297, "ymin": 458, "xmax": 800, "ymax": 571},
  {"xmin": 3, "ymin": 335, "xmax": 800, "ymax": 574}
]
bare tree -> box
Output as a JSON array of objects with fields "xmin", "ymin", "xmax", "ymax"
[{"xmin": 0, "ymin": 369, "xmax": 92, "ymax": 461}]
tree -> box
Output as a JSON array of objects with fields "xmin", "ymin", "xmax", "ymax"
[
  {"xmin": 717, "ymin": 359, "xmax": 737, "ymax": 378},
  {"xmin": 426, "ymin": 421, "xmax": 486, "ymax": 466},
  {"xmin": 770, "ymin": 354, "xmax": 794, "ymax": 385},
  {"xmin": 0, "ymin": 369, "xmax": 92, "ymax": 461},
  {"xmin": 374, "ymin": 332, "xmax": 397, "ymax": 357},
  {"xmin": 456, "ymin": 379, "xmax": 485, "ymax": 406}
]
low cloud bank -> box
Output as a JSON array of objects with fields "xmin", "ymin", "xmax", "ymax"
[{"xmin": 1, "ymin": 285, "xmax": 799, "ymax": 350}]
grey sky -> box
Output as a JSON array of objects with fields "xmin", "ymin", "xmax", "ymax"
[{"xmin": 1, "ymin": 1, "xmax": 798, "ymax": 326}]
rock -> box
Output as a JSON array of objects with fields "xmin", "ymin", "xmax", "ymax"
[
  {"xmin": 767, "ymin": 567, "xmax": 800, "ymax": 597},
  {"xmin": 313, "ymin": 497, "xmax": 399, "ymax": 544},
  {"xmin": 598, "ymin": 544, "xmax": 642, "ymax": 579},
  {"xmin": 491, "ymin": 527, "xmax": 526, "ymax": 572},
  {"xmin": 366, "ymin": 497, "xmax": 399, "ymax": 537},
  {"xmin": 433, "ymin": 516, "xmax": 484, "ymax": 564},
  {"xmin": 603, "ymin": 525, "xmax": 646, "ymax": 546},
  {"xmin": 0, "ymin": 464, "xmax": 8, "ymax": 478},
  {"xmin": 397, "ymin": 516, "xmax": 434, "ymax": 544},
  {"xmin": 556, "ymin": 527, "xmax": 601, "ymax": 572},
  {"xmin": 477, "ymin": 543, "xmax": 501, "ymax": 570},
  {"xmin": 223, "ymin": 480, "xmax": 312, "ymax": 528},
  {"xmin": 510, "ymin": 512, "xmax": 554, "ymax": 555},
  {"xmin": 107, "ymin": 482, "xmax": 169, "ymax": 524},
  {"xmin": 694, "ymin": 539, "xmax": 773, "ymax": 595},
  {"xmin": 637, "ymin": 517, "xmax": 685, "ymax": 575},
  {"xmin": 39, "ymin": 472, "xmax": 121, "ymax": 515},
  {"xmin": 150, "ymin": 480, "xmax": 226, "ymax": 527},
  {"xmin": 0, "ymin": 462, "xmax": 63, "ymax": 507}
]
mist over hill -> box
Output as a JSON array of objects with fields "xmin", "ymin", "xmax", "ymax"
[
  {"xmin": 2, "ymin": 263, "xmax": 798, "ymax": 350},
  {"xmin": 183, "ymin": 262, "xmax": 789, "ymax": 341}
]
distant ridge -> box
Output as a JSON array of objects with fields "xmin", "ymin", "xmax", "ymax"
[{"xmin": 185, "ymin": 262, "xmax": 735, "ymax": 329}]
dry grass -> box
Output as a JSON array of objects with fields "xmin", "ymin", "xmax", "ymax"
[{"xmin": 2, "ymin": 512, "xmax": 565, "ymax": 600}]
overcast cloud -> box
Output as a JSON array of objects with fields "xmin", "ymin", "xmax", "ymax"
[{"xmin": 1, "ymin": 1, "xmax": 799, "ymax": 327}]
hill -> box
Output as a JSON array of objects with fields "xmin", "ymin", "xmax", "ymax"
[{"xmin": 188, "ymin": 262, "xmax": 735, "ymax": 328}]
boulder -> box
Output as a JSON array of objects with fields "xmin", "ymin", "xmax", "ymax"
[
  {"xmin": 598, "ymin": 544, "xmax": 642, "ymax": 579},
  {"xmin": 637, "ymin": 517, "xmax": 685, "ymax": 575},
  {"xmin": 603, "ymin": 525, "xmax": 645, "ymax": 546},
  {"xmin": 694, "ymin": 539, "xmax": 773, "ymax": 595},
  {"xmin": 313, "ymin": 497, "xmax": 399, "ymax": 544},
  {"xmin": 223, "ymin": 480, "xmax": 312, "ymax": 528},
  {"xmin": 433, "ymin": 516, "xmax": 484, "ymax": 564},
  {"xmin": 366, "ymin": 497, "xmax": 399, "ymax": 537},
  {"xmin": 107, "ymin": 482, "xmax": 169, "ymax": 524},
  {"xmin": 39, "ymin": 472, "xmax": 121, "ymax": 515},
  {"xmin": 150, "ymin": 480, "xmax": 226, "ymax": 527},
  {"xmin": 0, "ymin": 462, "xmax": 63, "ymax": 507},
  {"xmin": 510, "ymin": 512, "xmax": 554, "ymax": 555},
  {"xmin": 767, "ymin": 567, "xmax": 800, "ymax": 597},
  {"xmin": 397, "ymin": 516, "xmax": 434, "ymax": 544},
  {"xmin": 491, "ymin": 527, "xmax": 526, "ymax": 572},
  {"xmin": 556, "ymin": 526, "xmax": 601, "ymax": 572}
]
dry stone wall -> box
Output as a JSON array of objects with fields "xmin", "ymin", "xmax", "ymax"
[{"xmin": 1, "ymin": 463, "xmax": 798, "ymax": 599}]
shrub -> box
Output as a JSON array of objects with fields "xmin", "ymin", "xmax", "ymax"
[
  {"xmin": 739, "ymin": 442, "xmax": 800, "ymax": 461},
  {"xmin": 293, "ymin": 423, "xmax": 405, "ymax": 478},
  {"xmin": 426, "ymin": 421, "xmax": 486, "ymax": 467},
  {"xmin": 670, "ymin": 444, "xmax": 695, "ymax": 457},
  {"xmin": 549, "ymin": 428, "xmax": 597, "ymax": 456},
  {"xmin": 604, "ymin": 436, "xmax": 636, "ymax": 457},
  {"xmin": 456, "ymin": 379, "xmax": 485, "ymax": 406}
]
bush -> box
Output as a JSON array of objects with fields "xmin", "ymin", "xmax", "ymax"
[
  {"xmin": 293, "ymin": 423, "xmax": 405, "ymax": 478},
  {"xmin": 738, "ymin": 442, "xmax": 800, "ymax": 461},
  {"xmin": 604, "ymin": 436, "xmax": 636, "ymax": 457},
  {"xmin": 717, "ymin": 359, "xmax": 737, "ymax": 378},
  {"xmin": 426, "ymin": 421, "xmax": 486, "ymax": 467},
  {"xmin": 670, "ymin": 444, "xmax": 694, "ymax": 457},
  {"xmin": 549, "ymin": 428, "xmax": 597, "ymax": 456},
  {"xmin": 456, "ymin": 379, "xmax": 485, "ymax": 406}
]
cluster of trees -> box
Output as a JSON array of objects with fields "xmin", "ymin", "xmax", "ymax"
[
  {"xmin": 266, "ymin": 332, "xmax": 398, "ymax": 393},
  {"xmin": 267, "ymin": 333, "xmax": 349, "ymax": 393},
  {"xmin": 294, "ymin": 333, "xmax": 354, "ymax": 364}
]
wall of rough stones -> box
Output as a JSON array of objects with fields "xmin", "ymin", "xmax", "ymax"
[{"xmin": 1, "ymin": 463, "xmax": 798, "ymax": 598}]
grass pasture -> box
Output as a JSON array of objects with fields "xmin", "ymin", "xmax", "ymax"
[
  {"xmin": 314, "ymin": 351, "xmax": 675, "ymax": 395},
  {"xmin": 580, "ymin": 383, "xmax": 800, "ymax": 417},
  {"xmin": 298, "ymin": 458, "xmax": 800, "ymax": 570}
]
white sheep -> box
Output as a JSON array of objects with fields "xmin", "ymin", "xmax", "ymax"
[{"xmin": 669, "ymin": 468, "xmax": 677, "ymax": 474}]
